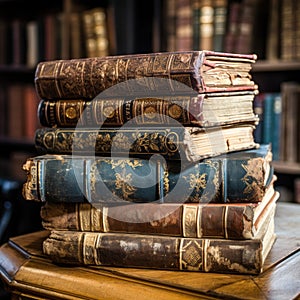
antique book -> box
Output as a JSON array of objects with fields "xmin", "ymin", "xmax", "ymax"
[
  {"xmin": 1, "ymin": 203, "xmax": 300, "ymax": 299},
  {"xmin": 22, "ymin": 144, "xmax": 274, "ymax": 204},
  {"xmin": 34, "ymin": 50, "xmax": 258, "ymax": 100},
  {"xmin": 1, "ymin": 202, "xmax": 300, "ymax": 299},
  {"xmin": 37, "ymin": 89, "xmax": 259, "ymax": 128},
  {"xmin": 42, "ymin": 204, "xmax": 276, "ymax": 275},
  {"xmin": 33, "ymin": 123, "xmax": 258, "ymax": 162},
  {"xmin": 40, "ymin": 183, "xmax": 278, "ymax": 239}
]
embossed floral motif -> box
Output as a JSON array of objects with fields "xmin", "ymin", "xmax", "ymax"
[
  {"xmin": 115, "ymin": 169, "xmax": 137, "ymax": 201},
  {"xmin": 107, "ymin": 159, "xmax": 143, "ymax": 170},
  {"xmin": 131, "ymin": 132, "xmax": 162, "ymax": 153},
  {"xmin": 108, "ymin": 132, "xmax": 133, "ymax": 151}
]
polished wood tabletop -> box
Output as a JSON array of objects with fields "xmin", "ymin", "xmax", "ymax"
[{"xmin": 0, "ymin": 202, "xmax": 299, "ymax": 300}]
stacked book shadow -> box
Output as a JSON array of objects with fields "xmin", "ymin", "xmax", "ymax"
[{"xmin": 22, "ymin": 50, "xmax": 279, "ymax": 275}]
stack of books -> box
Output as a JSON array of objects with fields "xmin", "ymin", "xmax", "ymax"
[{"xmin": 22, "ymin": 50, "xmax": 279, "ymax": 275}]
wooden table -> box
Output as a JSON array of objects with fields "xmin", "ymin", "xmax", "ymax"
[{"xmin": 0, "ymin": 202, "xmax": 299, "ymax": 300}]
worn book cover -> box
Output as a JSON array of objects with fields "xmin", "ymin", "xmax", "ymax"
[
  {"xmin": 1, "ymin": 202, "xmax": 299, "ymax": 299},
  {"xmin": 34, "ymin": 123, "xmax": 258, "ymax": 162},
  {"xmin": 34, "ymin": 50, "xmax": 258, "ymax": 100},
  {"xmin": 41, "ymin": 184, "xmax": 278, "ymax": 239},
  {"xmin": 22, "ymin": 144, "xmax": 274, "ymax": 204},
  {"xmin": 37, "ymin": 90, "xmax": 259, "ymax": 128},
  {"xmin": 42, "ymin": 204, "xmax": 276, "ymax": 275}
]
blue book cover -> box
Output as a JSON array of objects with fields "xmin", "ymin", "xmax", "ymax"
[{"xmin": 262, "ymin": 93, "xmax": 281, "ymax": 161}]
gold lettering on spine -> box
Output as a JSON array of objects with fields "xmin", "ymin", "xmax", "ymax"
[{"xmin": 182, "ymin": 205, "xmax": 197, "ymax": 237}]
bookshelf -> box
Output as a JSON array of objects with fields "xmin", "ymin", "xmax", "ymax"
[{"xmin": 0, "ymin": 0, "xmax": 299, "ymax": 195}]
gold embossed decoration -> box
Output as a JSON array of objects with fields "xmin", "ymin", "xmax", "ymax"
[
  {"xmin": 65, "ymin": 107, "xmax": 77, "ymax": 120},
  {"xmin": 181, "ymin": 240, "xmax": 203, "ymax": 270}
]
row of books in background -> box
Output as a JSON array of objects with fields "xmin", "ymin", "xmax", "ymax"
[
  {"xmin": 1, "ymin": 0, "xmax": 300, "ymax": 68},
  {"xmin": 20, "ymin": 50, "xmax": 279, "ymax": 275},
  {"xmin": 253, "ymin": 82, "xmax": 300, "ymax": 164},
  {"xmin": 0, "ymin": 6, "xmax": 112, "ymax": 67},
  {"xmin": 163, "ymin": 0, "xmax": 300, "ymax": 61}
]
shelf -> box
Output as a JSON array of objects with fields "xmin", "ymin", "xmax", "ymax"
[
  {"xmin": 272, "ymin": 161, "xmax": 300, "ymax": 175},
  {"xmin": 252, "ymin": 60, "xmax": 300, "ymax": 72}
]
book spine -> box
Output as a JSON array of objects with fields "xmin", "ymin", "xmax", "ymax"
[
  {"xmin": 42, "ymin": 230, "xmax": 264, "ymax": 274},
  {"xmin": 40, "ymin": 201, "xmax": 258, "ymax": 239},
  {"xmin": 34, "ymin": 127, "xmax": 187, "ymax": 160},
  {"xmin": 213, "ymin": 0, "xmax": 228, "ymax": 52},
  {"xmin": 26, "ymin": 20, "xmax": 39, "ymax": 68},
  {"xmin": 164, "ymin": 0, "xmax": 177, "ymax": 52},
  {"xmin": 175, "ymin": 0, "xmax": 193, "ymax": 51},
  {"xmin": 34, "ymin": 51, "xmax": 257, "ymax": 100},
  {"xmin": 271, "ymin": 93, "xmax": 282, "ymax": 161},
  {"xmin": 198, "ymin": 0, "xmax": 214, "ymax": 50},
  {"xmin": 262, "ymin": 93, "xmax": 273, "ymax": 145},
  {"xmin": 192, "ymin": 0, "xmax": 200, "ymax": 50},
  {"xmin": 265, "ymin": 0, "xmax": 280, "ymax": 60},
  {"xmin": 22, "ymin": 148, "xmax": 271, "ymax": 204},
  {"xmin": 33, "ymin": 125, "xmax": 259, "ymax": 162},
  {"xmin": 223, "ymin": 2, "xmax": 241, "ymax": 53},
  {"xmin": 280, "ymin": 0, "xmax": 296, "ymax": 60},
  {"xmin": 37, "ymin": 95, "xmax": 204, "ymax": 127},
  {"xmin": 34, "ymin": 51, "xmax": 202, "ymax": 100}
]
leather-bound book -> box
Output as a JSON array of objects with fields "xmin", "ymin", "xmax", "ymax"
[
  {"xmin": 22, "ymin": 144, "xmax": 274, "ymax": 204},
  {"xmin": 34, "ymin": 50, "xmax": 258, "ymax": 100},
  {"xmin": 42, "ymin": 204, "xmax": 276, "ymax": 275}
]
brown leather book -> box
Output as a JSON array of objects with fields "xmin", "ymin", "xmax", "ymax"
[
  {"xmin": 42, "ymin": 204, "xmax": 276, "ymax": 275},
  {"xmin": 40, "ymin": 185, "xmax": 278, "ymax": 239},
  {"xmin": 1, "ymin": 202, "xmax": 300, "ymax": 299},
  {"xmin": 34, "ymin": 50, "xmax": 258, "ymax": 100},
  {"xmin": 37, "ymin": 90, "xmax": 259, "ymax": 128}
]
